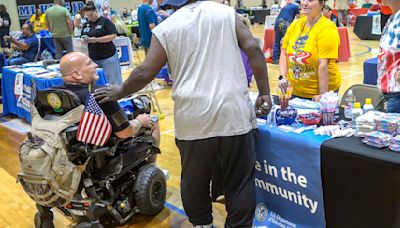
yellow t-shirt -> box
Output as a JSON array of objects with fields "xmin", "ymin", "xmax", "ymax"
[
  {"xmin": 30, "ymin": 14, "xmax": 48, "ymax": 33},
  {"xmin": 282, "ymin": 16, "xmax": 342, "ymax": 98}
]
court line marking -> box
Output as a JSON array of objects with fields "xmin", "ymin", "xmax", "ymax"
[
  {"xmin": 165, "ymin": 201, "xmax": 187, "ymax": 217},
  {"xmin": 353, "ymin": 44, "xmax": 372, "ymax": 57}
]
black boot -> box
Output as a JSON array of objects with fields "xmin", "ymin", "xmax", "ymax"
[{"xmin": 34, "ymin": 204, "xmax": 55, "ymax": 228}]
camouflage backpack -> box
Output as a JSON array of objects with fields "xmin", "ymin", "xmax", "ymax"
[{"xmin": 18, "ymin": 104, "xmax": 85, "ymax": 207}]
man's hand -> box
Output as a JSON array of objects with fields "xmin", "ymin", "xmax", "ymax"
[
  {"xmin": 136, "ymin": 114, "xmax": 154, "ymax": 129},
  {"xmin": 3, "ymin": 36, "xmax": 11, "ymax": 42},
  {"xmin": 255, "ymin": 94, "xmax": 272, "ymax": 117},
  {"xmin": 93, "ymin": 85, "xmax": 122, "ymax": 104}
]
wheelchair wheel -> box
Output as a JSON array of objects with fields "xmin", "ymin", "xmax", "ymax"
[{"xmin": 135, "ymin": 164, "xmax": 166, "ymax": 216}]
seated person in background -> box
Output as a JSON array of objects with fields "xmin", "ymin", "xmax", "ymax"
[
  {"xmin": 322, "ymin": 5, "xmax": 339, "ymax": 27},
  {"xmin": 122, "ymin": 7, "xmax": 131, "ymax": 21},
  {"xmin": 111, "ymin": 14, "xmax": 128, "ymax": 36},
  {"xmin": 4, "ymin": 23, "xmax": 38, "ymax": 65},
  {"xmin": 59, "ymin": 52, "xmax": 161, "ymax": 163}
]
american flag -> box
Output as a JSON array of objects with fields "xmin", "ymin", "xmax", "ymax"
[{"xmin": 77, "ymin": 94, "xmax": 112, "ymax": 146}]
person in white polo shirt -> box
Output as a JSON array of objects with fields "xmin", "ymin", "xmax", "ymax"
[{"xmin": 93, "ymin": 0, "xmax": 272, "ymax": 227}]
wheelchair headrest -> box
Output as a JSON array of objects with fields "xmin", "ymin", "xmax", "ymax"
[{"xmin": 35, "ymin": 88, "xmax": 82, "ymax": 117}]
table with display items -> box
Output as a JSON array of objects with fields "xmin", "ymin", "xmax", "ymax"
[
  {"xmin": 72, "ymin": 36, "xmax": 134, "ymax": 68},
  {"xmin": 263, "ymin": 27, "xmax": 351, "ymax": 62},
  {"xmin": 363, "ymin": 57, "xmax": 378, "ymax": 85},
  {"xmin": 1, "ymin": 66, "xmax": 107, "ymax": 122},
  {"xmin": 321, "ymin": 137, "xmax": 400, "ymax": 228},
  {"xmin": 354, "ymin": 15, "xmax": 381, "ymax": 40},
  {"xmin": 126, "ymin": 21, "xmax": 140, "ymax": 38},
  {"xmin": 251, "ymin": 123, "xmax": 400, "ymax": 227},
  {"xmin": 253, "ymin": 125, "xmax": 329, "ymax": 227}
]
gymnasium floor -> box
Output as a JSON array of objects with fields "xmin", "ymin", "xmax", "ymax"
[{"xmin": 0, "ymin": 24, "xmax": 379, "ymax": 227}]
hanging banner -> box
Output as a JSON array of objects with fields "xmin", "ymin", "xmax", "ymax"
[{"xmin": 16, "ymin": 0, "xmax": 84, "ymax": 26}]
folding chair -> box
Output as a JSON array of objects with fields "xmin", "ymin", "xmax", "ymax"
[
  {"xmin": 131, "ymin": 36, "xmax": 165, "ymax": 119},
  {"xmin": 340, "ymin": 84, "xmax": 386, "ymax": 111}
]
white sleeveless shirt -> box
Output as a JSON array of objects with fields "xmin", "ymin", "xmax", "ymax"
[{"xmin": 152, "ymin": 1, "xmax": 257, "ymax": 140}]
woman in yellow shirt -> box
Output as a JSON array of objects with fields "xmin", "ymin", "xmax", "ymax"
[
  {"xmin": 29, "ymin": 5, "xmax": 47, "ymax": 33},
  {"xmin": 279, "ymin": 0, "xmax": 342, "ymax": 101}
]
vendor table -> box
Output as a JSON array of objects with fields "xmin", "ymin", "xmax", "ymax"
[
  {"xmin": 253, "ymin": 8, "xmax": 270, "ymax": 24},
  {"xmin": 263, "ymin": 27, "xmax": 351, "ymax": 62},
  {"xmin": 126, "ymin": 22, "xmax": 140, "ymax": 38},
  {"xmin": 253, "ymin": 125, "xmax": 329, "ymax": 227},
  {"xmin": 363, "ymin": 57, "xmax": 378, "ymax": 85},
  {"xmin": 2, "ymin": 67, "xmax": 107, "ymax": 122},
  {"xmin": 354, "ymin": 15, "xmax": 381, "ymax": 40},
  {"xmin": 321, "ymin": 137, "xmax": 400, "ymax": 228},
  {"xmin": 72, "ymin": 36, "xmax": 134, "ymax": 68}
]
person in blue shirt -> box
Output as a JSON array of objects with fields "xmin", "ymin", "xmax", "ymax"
[
  {"xmin": 4, "ymin": 23, "xmax": 39, "ymax": 65},
  {"xmin": 272, "ymin": 0, "xmax": 300, "ymax": 64},
  {"xmin": 138, "ymin": 0, "xmax": 158, "ymax": 54}
]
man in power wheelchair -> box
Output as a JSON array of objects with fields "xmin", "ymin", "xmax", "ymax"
[{"xmin": 18, "ymin": 52, "xmax": 167, "ymax": 228}]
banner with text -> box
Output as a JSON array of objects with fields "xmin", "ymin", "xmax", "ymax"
[
  {"xmin": 16, "ymin": 0, "xmax": 84, "ymax": 26},
  {"xmin": 253, "ymin": 126, "xmax": 329, "ymax": 228}
]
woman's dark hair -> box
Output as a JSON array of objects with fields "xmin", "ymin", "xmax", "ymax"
[
  {"xmin": 0, "ymin": 4, "xmax": 7, "ymax": 16},
  {"xmin": 35, "ymin": 4, "xmax": 41, "ymax": 17},
  {"xmin": 84, "ymin": 1, "xmax": 97, "ymax": 12}
]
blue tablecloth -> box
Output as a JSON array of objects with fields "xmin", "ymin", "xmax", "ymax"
[
  {"xmin": 40, "ymin": 36, "xmax": 56, "ymax": 57},
  {"xmin": 2, "ymin": 67, "xmax": 107, "ymax": 122},
  {"xmin": 253, "ymin": 125, "xmax": 330, "ymax": 228},
  {"xmin": 363, "ymin": 57, "xmax": 378, "ymax": 85}
]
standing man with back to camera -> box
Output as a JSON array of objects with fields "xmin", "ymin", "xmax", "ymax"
[
  {"xmin": 46, "ymin": 0, "xmax": 74, "ymax": 59},
  {"xmin": 93, "ymin": 0, "xmax": 272, "ymax": 227}
]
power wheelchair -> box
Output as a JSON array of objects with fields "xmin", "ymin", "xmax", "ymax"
[{"xmin": 33, "ymin": 88, "xmax": 167, "ymax": 228}]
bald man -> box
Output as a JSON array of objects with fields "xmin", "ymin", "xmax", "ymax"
[
  {"xmin": 59, "ymin": 52, "xmax": 159, "ymax": 140},
  {"xmin": 35, "ymin": 53, "xmax": 161, "ymax": 227}
]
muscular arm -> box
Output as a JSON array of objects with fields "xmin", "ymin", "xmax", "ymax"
[
  {"xmin": 114, "ymin": 120, "xmax": 141, "ymax": 139},
  {"xmin": 66, "ymin": 16, "xmax": 73, "ymax": 33},
  {"xmin": 11, "ymin": 38, "xmax": 30, "ymax": 51}
]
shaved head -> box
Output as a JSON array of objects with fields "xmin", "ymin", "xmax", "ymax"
[
  {"xmin": 60, "ymin": 52, "xmax": 98, "ymax": 84},
  {"xmin": 60, "ymin": 52, "xmax": 86, "ymax": 76}
]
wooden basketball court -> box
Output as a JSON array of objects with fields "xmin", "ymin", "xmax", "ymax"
[{"xmin": 0, "ymin": 25, "xmax": 379, "ymax": 227}]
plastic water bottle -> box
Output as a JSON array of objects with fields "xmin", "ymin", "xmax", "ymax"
[
  {"xmin": 344, "ymin": 89, "xmax": 356, "ymax": 119},
  {"xmin": 352, "ymin": 102, "xmax": 363, "ymax": 128},
  {"xmin": 363, "ymin": 98, "xmax": 374, "ymax": 113}
]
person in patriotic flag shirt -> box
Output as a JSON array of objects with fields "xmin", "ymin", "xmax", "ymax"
[
  {"xmin": 59, "ymin": 52, "xmax": 160, "ymax": 149},
  {"xmin": 377, "ymin": 0, "xmax": 400, "ymax": 113}
]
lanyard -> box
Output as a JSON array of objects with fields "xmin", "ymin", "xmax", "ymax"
[
  {"xmin": 292, "ymin": 15, "xmax": 321, "ymax": 79},
  {"xmin": 293, "ymin": 15, "xmax": 321, "ymax": 58}
]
